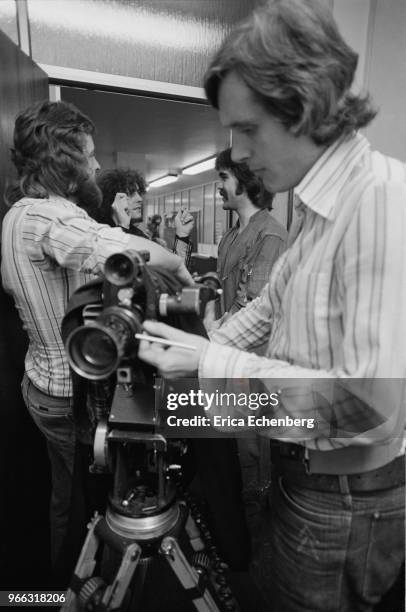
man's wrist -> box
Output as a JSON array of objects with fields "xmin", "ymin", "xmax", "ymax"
[{"xmin": 175, "ymin": 234, "xmax": 191, "ymax": 243}]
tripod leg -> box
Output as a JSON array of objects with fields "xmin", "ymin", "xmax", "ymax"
[
  {"xmin": 161, "ymin": 536, "xmax": 220, "ymax": 612},
  {"xmin": 100, "ymin": 541, "xmax": 141, "ymax": 610},
  {"xmin": 185, "ymin": 513, "xmax": 205, "ymax": 552},
  {"xmin": 62, "ymin": 513, "xmax": 142, "ymax": 612},
  {"xmin": 62, "ymin": 514, "xmax": 104, "ymax": 611}
]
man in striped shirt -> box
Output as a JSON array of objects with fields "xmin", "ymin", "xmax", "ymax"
[
  {"xmin": 138, "ymin": 1, "xmax": 405, "ymax": 610},
  {"xmin": 1, "ymin": 100, "xmax": 192, "ymax": 569}
]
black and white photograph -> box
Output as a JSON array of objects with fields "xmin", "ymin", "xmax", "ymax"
[{"xmin": 0, "ymin": 1, "xmax": 405, "ymax": 610}]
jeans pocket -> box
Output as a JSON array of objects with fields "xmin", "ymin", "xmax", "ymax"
[
  {"xmin": 279, "ymin": 477, "xmax": 338, "ymax": 522},
  {"xmin": 362, "ymin": 504, "xmax": 405, "ymax": 601},
  {"xmin": 28, "ymin": 403, "xmax": 75, "ymax": 448}
]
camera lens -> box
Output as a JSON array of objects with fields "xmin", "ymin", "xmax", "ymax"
[
  {"xmin": 67, "ymin": 325, "xmax": 120, "ymax": 379},
  {"xmin": 65, "ymin": 306, "xmax": 142, "ymax": 380},
  {"xmin": 104, "ymin": 250, "xmax": 144, "ymax": 286},
  {"xmin": 81, "ymin": 328, "xmax": 117, "ymax": 368}
]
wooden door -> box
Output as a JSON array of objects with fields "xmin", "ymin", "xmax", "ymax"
[{"xmin": 0, "ymin": 31, "xmax": 51, "ymax": 589}]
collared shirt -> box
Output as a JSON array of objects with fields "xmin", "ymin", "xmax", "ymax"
[
  {"xmin": 200, "ymin": 133, "xmax": 406, "ymax": 450},
  {"xmin": 217, "ymin": 208, "xmax": 287, "ymax": 315},
  {"xmin": 1, "ymin": 196, "xmax": 146, "ymax": 398}
]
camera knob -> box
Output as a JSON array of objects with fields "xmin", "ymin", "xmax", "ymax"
[{"xmin": 167, "ymin": 463, "xmax": 182, "ymax": 472}]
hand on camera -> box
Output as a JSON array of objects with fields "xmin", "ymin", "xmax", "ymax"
[
  {"xmin": 174, "ymin": 207, "xmax": 194, "ymax": 238},
  {"xmin": 111, "ymin": 192, "xmax": 130, "ymax": 229},
  {"xmin": 137, "ymin": 320, "xmax": 208, "ymax": 378}
]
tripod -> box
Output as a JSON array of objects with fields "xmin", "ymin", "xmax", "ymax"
[
  {"xmin": 62, "ymin": 496, "xmax": 231, "ymax": 612},
  {"xmin": 61, "ymin": 384, "xmax": 239, "ymax": 612},
  {"xmin": 60, "ymin": 262, "xmax": 244, "ymax": 611}
]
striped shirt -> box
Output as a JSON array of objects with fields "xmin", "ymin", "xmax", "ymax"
[
  {"xmin": 199, "ymin": 133, "xmax": 406, "ymax": 450},
  {"xmin": 173, "ymin": 235, "xmax": 193, "ymax": 270},
  {"xmin": 1, "ymin": 195, "xmax": 148, "ymax": 397}
]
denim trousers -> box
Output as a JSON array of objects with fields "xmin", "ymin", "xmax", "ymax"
[
  {"xmin": 21, "ymin": 374, "xmax": 76, "ymax": 567},
  {"xmin": 257, "ymin": 473, "xmax": 405, "ymax": 612}
]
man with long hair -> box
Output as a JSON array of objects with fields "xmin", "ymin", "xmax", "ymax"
[
  {"xmin": 215, "ymin": 147, "xmax": 286, "ymax": 321},
  {"xmin": 1, "ymin": 100, "xmax": 192, "ymax": 569},
  {"xmin": 214, "ymin": 148, "xmax": 286, "ymax": 536},
  {"xmin": 138, "ymin": 1, "xmax": 406, "ymax": 610}
]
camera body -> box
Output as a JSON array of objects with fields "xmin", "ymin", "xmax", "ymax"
[{"xmin": 66, "ymin": 250, "xmax": 218, "ymax": 381}]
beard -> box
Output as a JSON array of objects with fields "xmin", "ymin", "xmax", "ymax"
[{"xmin": 75, "ymin": 176, "xmax": 103, "ymax": 220}]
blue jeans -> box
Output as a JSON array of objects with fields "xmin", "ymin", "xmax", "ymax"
[
  {"xmin": 21, "ymin": 374, "xmax": 75, "ymax": 566},
  {"xmin": 257, "ymin": 474, "xmax": 405, "ymax": 611}
]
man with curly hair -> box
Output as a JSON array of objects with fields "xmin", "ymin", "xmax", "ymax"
[
  {"xmin": 1, "ymin": 100, "xmax": 192, "ymax": 569},
  {"xmin": 138, "ymin": 1, "xmax": 406, "ymax": 609},
  {"xmin": 96, "ymin": 168, "xmax": 194, "ymax": 266},
  {"xmin": 96, "ymin": 167, "xmax": 148, "ymax": 235}
]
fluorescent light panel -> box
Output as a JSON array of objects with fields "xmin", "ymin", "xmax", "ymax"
[
  {"xmin": 149, "ymin": 174, "xmax": 178, "ymax": 188},
  {"xmin": 183, "ymin": 156, "xmax": 216, "ymax": 175}
]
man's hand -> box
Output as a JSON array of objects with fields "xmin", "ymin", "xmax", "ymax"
[
  {"xmin": 204, "ymin": 305, "xmax": 231, "ymax": 332},
  {"xmin": 111, "ymin": 193, "xmax": 130, "ymax": 228},
  {"xmin": 174, "ymin": 207, "xmax": 194, "ymax": 238},
  {"xmin": 137, "ymin": 320, "xmax": 208, "ymax": 378},
  {"xmin": 203, "ymin": 300, "xmax": 220, "ymax": 332}
]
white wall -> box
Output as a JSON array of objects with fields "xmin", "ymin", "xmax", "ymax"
[{"xmin": 333, "ymin": 0, "xmax": 406, "ymax": 161}]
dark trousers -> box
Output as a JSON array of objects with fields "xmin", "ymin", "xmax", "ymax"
[
  {"xmin": 22, "ymin": 374, "xmax": 75, "ymax": 568},
  {"xmin": 258, "ymin": 473, "xmax": 405, "ymax": 611}
]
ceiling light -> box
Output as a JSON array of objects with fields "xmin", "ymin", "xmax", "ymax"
[
  {"xmin": 183, "ymin": 157, "xmax": 216, "ymax": 176},
  {"xmin": 148, "ymin": 174, "xmax": 179, "ymax": 188}
]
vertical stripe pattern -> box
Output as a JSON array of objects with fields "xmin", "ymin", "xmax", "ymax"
[
  {"xmin": 199, "ymin": 134, "xmax": 406, "ymax": 449},
  {"xmin": 1, "ymin": 196, "xmax": 138, "ymax": 397}
]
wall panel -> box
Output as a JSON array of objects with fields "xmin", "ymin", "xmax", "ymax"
[
  {"xmin": 363, "ymin": 0, "xmax": 406, "ymax": 160},
  {"xmin": 27, "ymin": 0, "xmax": 261, "ymax": 87}
]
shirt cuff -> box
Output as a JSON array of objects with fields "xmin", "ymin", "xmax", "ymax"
[
  {"xmin": 175, "ymin": 235, "xmax": 191, "ymax": 243},
  {"xmin": 198, "ymin": 341, "xmax": 249, "ymax": 378}
]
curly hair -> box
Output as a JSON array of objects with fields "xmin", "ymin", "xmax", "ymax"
[
  {"xmin": 205, "ymin": 0, "xmax": 376, "ymax": 146},
  {"xmin": 215, "ymin": 148, "xmax": 273, "ymax": 210},
  {"xmin": 96, "ymin": 168, "xmax": 147, "ymax": 226},
  {"xmin": 7, "ymin": 100, "xmax": 95, "ymax": 204}
]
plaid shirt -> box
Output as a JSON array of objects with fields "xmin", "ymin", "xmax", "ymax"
[
  {"xmin": 1, "ymin": 196, "xmax": 148, "ymax": 397},
  {"xmin": 200, "ymin": 133, "xmax": 406, "ymax": 450}
]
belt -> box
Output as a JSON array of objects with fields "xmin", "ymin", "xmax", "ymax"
[
  {"xmin": 270, "ymin": 442, "xmax": 405, "ymax": 492},
  {"xmin": 271, "ymin": 437, "xmax": 404, "ymax": 474}
]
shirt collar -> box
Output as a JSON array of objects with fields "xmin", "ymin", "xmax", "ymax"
[
  {"xmin": 234, "ymin": 207, "xmax": 270, "ymax": 229},
  {"xmin": 294, "ymin": 132, "xmax": 370, "ymax": 220}
]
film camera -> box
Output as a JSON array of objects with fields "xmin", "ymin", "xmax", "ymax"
[{"xmin": 61, "ymin": 251, "xmax": 238, "ymax": 612}]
